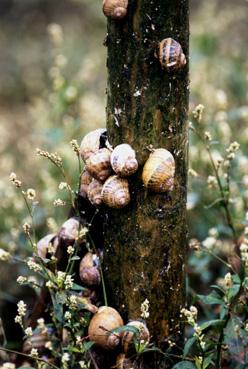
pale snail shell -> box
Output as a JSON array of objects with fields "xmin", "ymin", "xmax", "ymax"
[
  {"xmin": 122, "ymin": 321, "xmax": 150, "ymax": 353},
  {"xmin": 103, "ymin": 0, "xmax": 128, "ymax": 19},
  {"xmin": 142, "ymin": 148, "xmax": 175, "ymax": 193},
  {"xmin": 156, "ymin": 38, "xmax": 186, "ymax": 71},
  {"xmin": 88, "ymin": 306, "xmax": 124, "ymax": 349},
  {"xmin": 58, "ymin": 217, "xmax": 80, "ymax": 246},
  {"xmin": 79, "ymin": 170, "xmax": 93, "ymax": 198},
  {"xmin": 86, "ymin": 148, "xmax": 112, "ymax": 182},
  {"xmin": 36, "ymin": 233, "xmax": 57, "ymax": 259},
  {"xmin": 80, "ymin": 128, "xmax": 106, "ymax": 162},
  {"xmin": 23, "ymin": 332, "xmax": 48, "ymax": 353},
  {"xmin": 102, "ymin": 175, "xmax": 130, "ymax": 208},
  {"xmin": 79, "ymin": 252, "xmax": 101, "ymax": 286},
  {"xmin": 111, "ymin": 144, "xmax": 138, "ymax": 177},
  {"xmin": 87, "ymin": 179, "xmax": 103, "ymax": 206}
]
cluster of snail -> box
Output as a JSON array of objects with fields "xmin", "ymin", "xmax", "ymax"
[
  {"xmin": 79, "ymin": 128, "xmax": 175, "ymax": 209},
  {"xmin": 102, "ymin": 1, "xmax": 186, "ymax": 71}
]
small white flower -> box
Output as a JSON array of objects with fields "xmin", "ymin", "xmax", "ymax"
[
  {"xmin": 64, "ymin": 311, "xmax": 72, "ymax": 321},
  {"xmin": 67, "ymin": 246, "xmax": 74, "ymax": 255},
  {"xmin": 25, "ymin": 327, "xmax": 33, "ymax": 337},
  {"xmin": 140, "ymin": 298, "xmax": 150, "ymax": 319},
  {"xmin": 62, "ymin": 353, "xmax": 70, "ymax": 363},
  {"xmin": 65, "ymin": 275, "xmax": 74, "ymax": 289},
  {"xmin": 202, "ymin": 236, "xmax": 216, "ymax": 250},
  {"xmin": 30, "ymin": 348, "xmax": 38, "ymax": 357},
  {"xmin": 17, "ymin": 300, "xmax": 27, "ymax": 316},
  {"xmin": 0, "ymin": 248, "xmax": 11, "ymax": 261},
  {"xmin": 26, "ymin": 189, "xmax": 36, "ymax": 200},
  {"xmin": 46, "ymin": 280, "xmax": 53, "ymax": 288},
  {"xmin": 2, "ymin": 363, "xmax": 16, "ymax": 369}
]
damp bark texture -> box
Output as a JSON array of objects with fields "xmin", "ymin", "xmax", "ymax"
[{"xmin": 104, "ymin": 0, "xmax": 189, "ymax": 367}]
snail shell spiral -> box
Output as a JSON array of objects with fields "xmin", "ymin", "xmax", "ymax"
[
  {"xmin": 142, "ymin": 148, "xmax": 175, "ymax": 193},
  {"xmin": 103, "ymin": 0, "xmax": 128, "ymax": 19},
  {"xmin": 102, "ymin": 175, "xmax": 130, "ymax": 208},
  {"xmin": 86, "ymin": 148, "xmax": 112, "ymax": 182},
  {"xmin": 156, "ymin": 38, "xmax": 186, "ymax": 71},
  {"xmin": 87, "ymin": 179, "xmax": 103, "ymax": 206},
  {"xmin": 111, "ymin": 144, "xmax": 138, "ymax": 177},
  {"xmin": 80, "ymin": 128, "xmax": 106, "ymax": 162}
]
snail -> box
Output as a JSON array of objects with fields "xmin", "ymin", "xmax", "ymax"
[
  {"xmin": 155, "ymin": 38, "xmax": 186, "ymax": 71},
  {"xmin": 79, "ymin": 252, "xmax": 101, "ymax": 286},
  {"xmin": 23, "ymin": 332, "xmax": 49, "ymax": 354},
  {"xmin": 80, "ymin": 128, "xmax": 106, "ymax": 162},
  {"xmin": 111, "ymin": 144, "xmax": 138, "ymax": 177},
  {"xmin": 86, "ymin": 148, "xmax": 112, "ymax": 182},
  {"xmin": 103, "ymin": 0, "xmax": 128, "ymax": 19},
  {"xmin": 58, "ymin": 217, "xmax": 80, "ymax": 246},
  {"xmin": 87, "ymin": 179, "xmax": 103, "ymax": 206},
  {"xmin": 122, "ymin": 321, "xmax": 150, "ymax": 353},
  {"xmin": 79, "ymin": 170, "xmax": 93, "ymax": 198},
  {"xmin": 36, "ymin": 233, "xmax": 57, "ymax": 259},
  {"xmin": 142, "ymin": 148, "xmax": 175, "ymax": 193},
  {"xmin": 88, "ymin": 306, "xmax": 124, "ymax": 349},
  {"xmin": 102, "ymin": 175, "xmax": 130, "ymax": 208}
]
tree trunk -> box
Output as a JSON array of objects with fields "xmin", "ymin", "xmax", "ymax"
[{"xmin": 104, "ymin": 0, "xmax": 189, "ymax": 367}]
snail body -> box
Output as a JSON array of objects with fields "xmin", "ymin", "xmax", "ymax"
[
  {"xmin": 142, "ymin": 148, "xmax": 175, "ymax": 193},
  {"xmin": 58, "ymin": 217, "xmax": 80, "ymax": 246},
  {"xmin": 102, "ymin": 175, "xmax": 130, "ymax": 208},
  {"xmin": 80, "ymin": 128, "xmax": 106, "ymax": 162},
  {"xmin": 88, "ymin": 306, "xmax": 124, "ymax": 349},
  {"xmin": 156, "ymin": 38, "xmax": 186, "ymax": 71},
  {"xmin": 79, "ymin": 170, "xmax": 93, "ymax": 198},
  {"xmin": 79, "ymin": 252, "xmax": 101, "ymax": 286},
  {"xmin": 86, "ymin": 148, "xmax": 112, "ymax": 182},
  {"xmin": 103, "ymin": 0, "xmax": 128, "ymax": 19},
  {"xmin": 111, "ymin": 144, "xmax": 138, "ymax": 177},
  {"xmin": 87, "ymin": 179, "xmax": 103, "ymax": 206}
]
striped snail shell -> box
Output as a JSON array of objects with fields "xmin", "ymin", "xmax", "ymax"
[
  {"xmin": 103, "ymin": 0, "xmax": 128, "ymax": 19},
  {"xmin": 80, "ymin": 128, "xmax": 106, "ymax": 162},
  {"xmin": 87, "ymin": 179, "xmax": 103, "ymax": 206},
  {"xmin": 142, "ymin": 148, "xmax": 175, "ymax": 193},
  {"xmin": 88, "ymin": 306, "xmax": 124, "ymax": 349},
  {"xmin": 156, "ymin": 38, "xmax": 186, "ymax": 71},
  {"xmin": 86, "ymin": 148, "xmax": 112, "ymax": 182},
  {"xmin": 79, "ymin": 252, "xmax": 101, "ymax": 286},
  {"xmin": 111, "ymin": 144, "xmax": 138, "ymax": 177},
  {"xmin": 23, "ymin": 332, "xmax": 48, "ymax": 354},
  {"xmin": 36, "ymin": 233, "xmax": 57, "ymax": 259},
  {"xmin": 102, "ymin": 175, "xmax": 130, "ymax": 208},
  {"xmin": 122, "ymin": 321, "xmax": 150, "ymax": 353},
  {"xmin": 58, "ymin": 217, "xmax": 80, "ymax": 246},
  {"xmin": 79, "ymin": 170, "xmax": 93, "ymax": 198}
]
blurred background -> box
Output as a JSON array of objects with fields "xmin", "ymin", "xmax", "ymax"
[{"xmin": 0, "ymin": 0, "xmax": 247, "ymax": 353}]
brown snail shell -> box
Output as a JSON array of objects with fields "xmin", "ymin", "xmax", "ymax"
[
  {"xmin": 79, "ymin": 252, "xmax": 101, "ymax": 286},
  {"xmin": 142, "ymin": 148, "xmax": 175, "ymax": 193},
  {"xmin": 156, "ymin": 38, "xmax": 186, "ymax": 71},
  {"xmin": 87, "ymin": 179, "xmax": 103, "ymax": 206},
  {"xmin": 122, "ymin": 321, "xmax": 150, "ymax": 353},
  {"xmin": 88, "ymin": 306, "xmax": 124, "ymax": 349},
  {"xmin": 86, "ymin": 148, "xmax": 112, "ymax": 182},
  {"xmin": 58, "ymin": 217, "xmax": 80, "ymax": 246},
  {"xmin": 111, "ymin": 144, "xmax": 138, "ymax": 177},
  {"xmin": 36, "ymin": 233, "xmax": 57, "ymax": 259},
  {"xmin": 79, "ymin": 170, "xmax": 93, "ymax": 198},
  {"xmin": 80, "ymin": 128, "xmax": 106, "ymax": 162},
  {"xmin": 102, "ymin": 175, "xmax": 130, "ymax": 208},
  {"xmin": 103, "ymin": 0, "xmax": 128, "ymax": 19}
]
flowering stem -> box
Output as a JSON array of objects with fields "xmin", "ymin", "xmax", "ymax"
[{"xmin": 0, "ymin": 346, "xmax": 60, "ymax": 369}]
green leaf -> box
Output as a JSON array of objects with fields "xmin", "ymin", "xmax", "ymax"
[
  {"xmin": 18, "ymin": 367, "xmax": 36, "ymax": 369},
  {"xmin": 197, "ymin": 292, "xmax": 223, "ymax": 305},
  {"xmin": 203, "ymin": 355, "xmax": 214, "ymax": 369},
  {"xmin": 111, "ymin": 325, "xmax": 140, "ymax": 336},
  {"xmin": 183, "ymin": 336, "xmax": 197, "ymax": 357},
  {"xmin": 227, "ymin": 283, "xmax": 240, "ymax": 301},
  {"xmin": 200, "ymin": 319, "xmax": 225, "ymax": 331},
  {"xmin": 172, "ymin": 361, "xmax": 196, "ymax": 369},
  {"xmin": 71, "ymin": 283, "xmax": 85, "ymax": 291}
]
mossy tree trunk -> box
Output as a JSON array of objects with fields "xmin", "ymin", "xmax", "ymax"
[{"xmin": 104, "ymin": 0, "xmax": 189, "ymax": 367}]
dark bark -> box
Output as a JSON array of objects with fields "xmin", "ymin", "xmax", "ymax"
[{"xmin": 104, "ymin": 0, "xmax": 189, "ymax": 367}]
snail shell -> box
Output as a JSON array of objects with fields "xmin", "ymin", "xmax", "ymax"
[
  {"xmin": 79, "ymin": 252, "xmax": 101, "ymax": 286},
  {"xmin": 79, "ymin": 170, "xmax": 93, "ymax": 198},
  {"xmin": 58, "ymin": 217, "xmax": 80, "ymax": 246},
  {"xmin": 122, "ymin": 321, "xmax": 150, "ymax": 353},
  {"xmin": 87, "ymin": 179, "xmax": 103, "ymax": 206},
  {"xmin": 86, "ymin": 148, "xmax": 112, "ymax": 182},
  {"xmin": 142, "ymin": 148, "xmax": 175, "ymax": 193},
  {"xmin": 36, "ymin": 233, "xmax": 57, "ymax": 259},
  {"xmin": 102, "ymin": 175, "xmax": 130, "ymax": 208},
  {"xmin": 23, "ymin": 332, "xmax": 48, "ymax": 354},
  {"xmin": 88, "ymin": 306, "xmax": 124, "ymax": 349},
  {"xmin": 111, "ymin": 144, "xmax": 138, "ymax": 177},
  {"xmin": 80, "ymin": 128, "xmax": 106, "ymax": 162},
  {"xmin": 103, "ymin": 0, "xmax": 128, "ymax": 19},
  {"xmin": 156, "ymin": 38, "xmax": 186, "ymax": 71}
]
